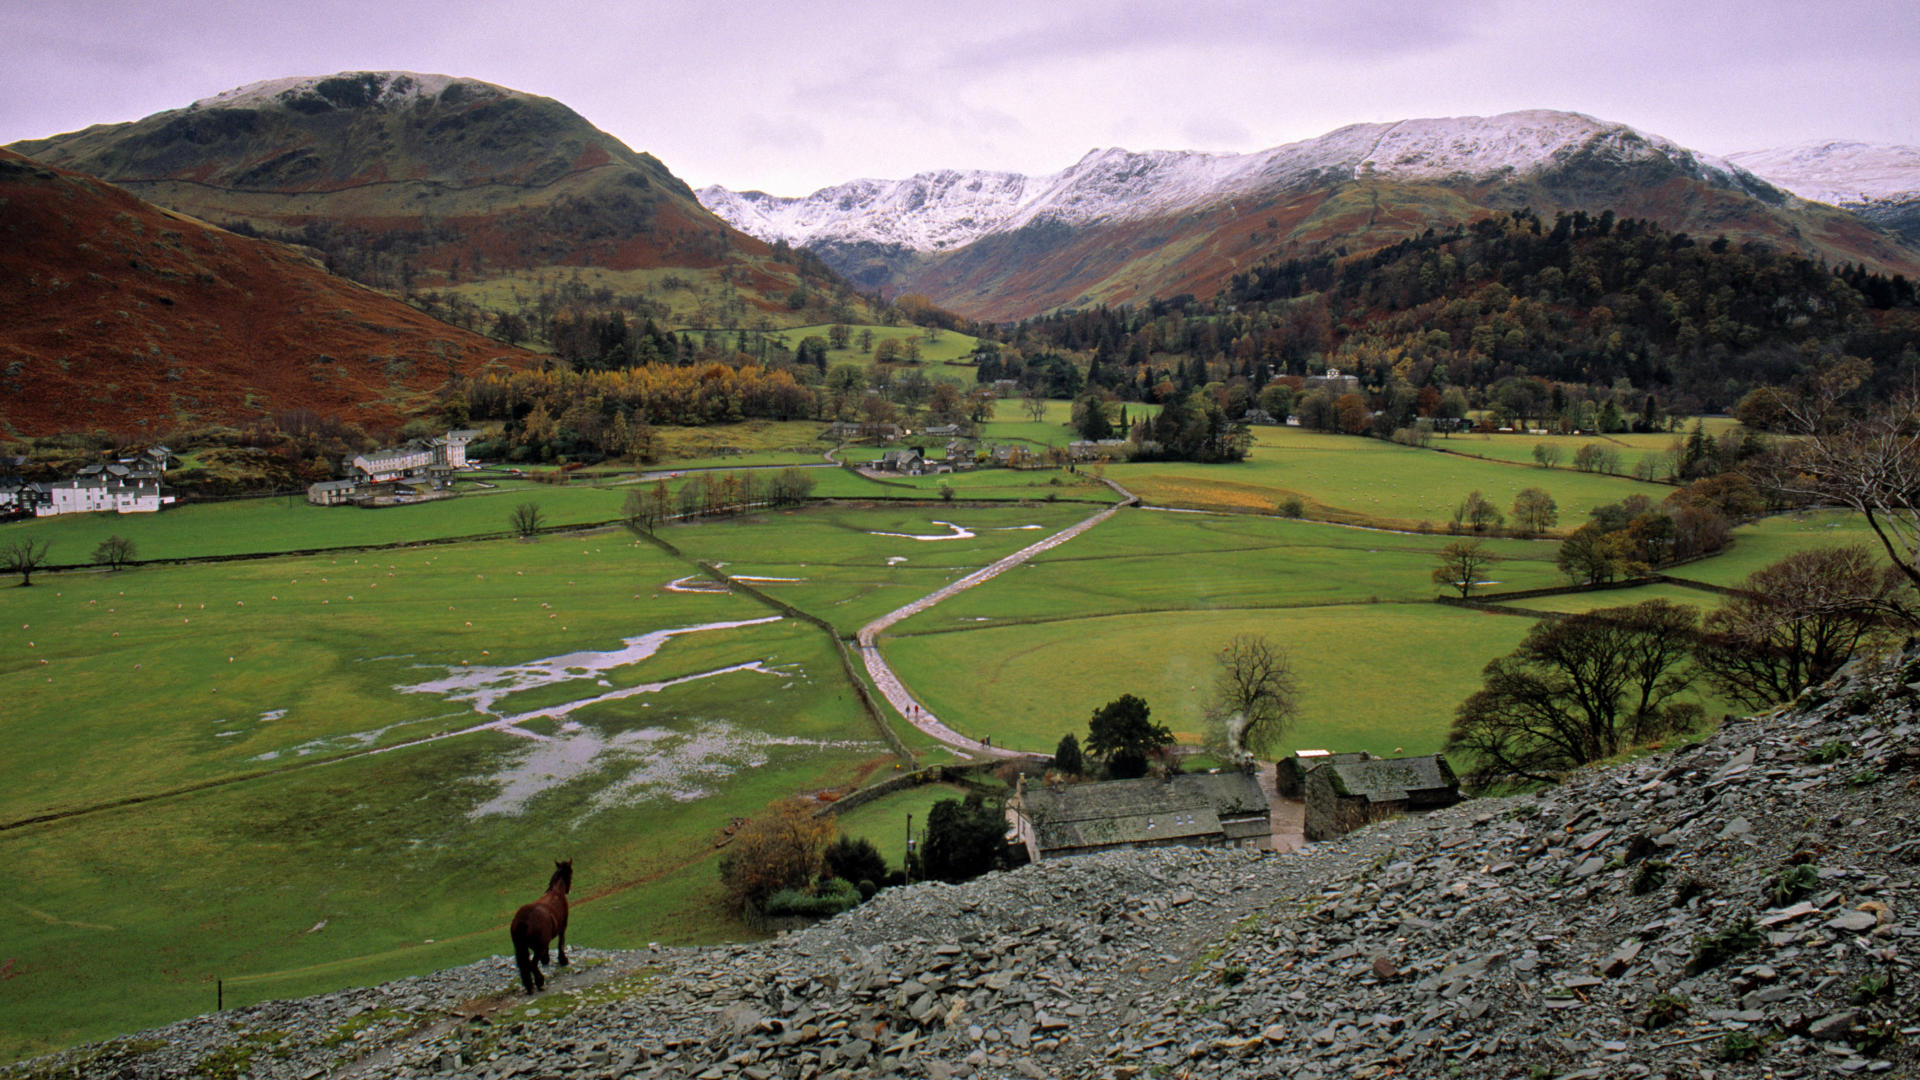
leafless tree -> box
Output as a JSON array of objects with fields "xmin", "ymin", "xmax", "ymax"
[
  {"xmin": 1204, "ymin": 634, "xmax": 1300, "ymax": 759},
  {"xmin": 509, "ymin": 501, "xmax": 545, "ymax": 539},
  {"xmin": 1432, "ymin": 539, "xmax": 1497, "ymax": 598},
  {"xmin": 3, "ymin": 537, "xmax": 51, "ymax": 586},
  {"xmin": 1761, "ymin": 381, "xmax": 1920, "ymax": 604},
  {"xmin": 91, "ymin": 535, "xmax": 137, "ymax": 571}
]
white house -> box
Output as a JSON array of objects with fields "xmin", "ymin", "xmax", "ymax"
[
  {"xmin": 348, "ymin": 447, "xmax": 433, "ymax": 484},
  {"xmin": 35, "ymin": 479, "xmax": 173, "ymax": 516}
]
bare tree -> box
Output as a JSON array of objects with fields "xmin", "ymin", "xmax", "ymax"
[
  {"xmin": 1023, "ymin": 384, "xmax": 1047, "ymax": 423},
  {"xmin": 1204, "ymin": 634, "xmax": 1300, "ymax": 759},
  {"xmin": 91, "ymin": 535, "xmax": 137, "ymax": 571},
  {"xmin": 3, "ymin": 537, "xmax": 51, "ymax": 586},
  {"xmin": 1763, "ymin": 382, "xmax": 1920, "ymax": 603},
  {"xmin": 509, "ymin": 501, "xmax": 545, "ymax": 539},
  {"xmin": 1432, "ymin": 539, "xmax": 1497, "ymax": 598},
  {"xmin": 622, "ymin": 487, "xmax": 657, "ymax": 535}
]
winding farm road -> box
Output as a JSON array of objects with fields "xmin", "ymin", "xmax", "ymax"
[{"xmin": 857, "ymin": 481, "xmax": 1137, "ymax": 759}]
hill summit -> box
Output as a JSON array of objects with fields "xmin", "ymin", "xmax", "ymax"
[
  {"xmin": 25, "ymin": 644, "xmax": 1918, "ymax": 1078},
  {"xmin": 7, "ymin": 71, "xmax": 853, "ymax": 328}
]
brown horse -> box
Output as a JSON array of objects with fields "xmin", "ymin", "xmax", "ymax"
[{"xmin": 509, "ymin": 859, "xmax": 572, "ymax": 994}]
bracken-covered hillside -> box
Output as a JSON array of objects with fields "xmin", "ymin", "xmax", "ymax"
[{"xmin": 0, "ymin": 149, "xmax": 534, "ymax": 438}]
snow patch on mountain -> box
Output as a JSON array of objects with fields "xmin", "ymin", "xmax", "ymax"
[
  {"xmin": 1728, "ymin": 142, "xmax": 1920, "ymax": 209},
  {"xmin": 700, "ymin": 110, "xmax": 1775, "ymax": 253},
  {"xmin": 188, "ymin": 71, "xmax": 486, "ymax": 113}
]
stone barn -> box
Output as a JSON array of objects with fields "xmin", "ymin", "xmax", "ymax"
[
  {"xmin": 1303, "ymin": 754, "xmax": 1461, "ymax": 841},
  {"xmin": 1274, "ymin": 750, "xmax": 1372, "ymax": 798},
  {"xmin": 1008, "ymin": 768, "xmax": 1271, "ymax": 861}
]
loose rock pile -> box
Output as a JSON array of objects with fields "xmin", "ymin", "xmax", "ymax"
[{"xmin": 12, "ymin": 652, "xmax": 1917, "ymax": 1080}]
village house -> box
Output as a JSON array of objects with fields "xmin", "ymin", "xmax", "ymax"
[
  {"xmin": 1007, "ymin": 768, "xmax": 1271, "ymax": 861},
  {"xmin": 24, "ymin": 445, "xmax": 176, "ymax": 517},
  {"xmin": 921, "ymin": 423, "xmax": 965, "ymax": 439},
  {"xmin": 1302, "ymin": 753, "xmax": 1461, "ymax": 841},
  {"xmin": 1273, "ymin": 750, "xmax": 1372, "ymax": 798},
  {"xmin": 1066, "ymin": 439, "xmax": 1130, "ymax": 462},
  {"xmin": 876, "ymin": 448, "xmax": 927, "ymax": 475},
  {"xmin": 35, "ymin": 478, "xmax": 174, "ymax": 516},
  {"xmin": 309, "ymin": 430, "xmax": 478, "ymax": 506},
  {"xmin": 1304, "ymin": 367, "xmax": 1361, "ymax": 395}
]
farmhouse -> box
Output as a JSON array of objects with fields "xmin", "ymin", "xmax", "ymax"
[
  {"xmin": 24, "ymin": 445, "xmax": 176, "ymax": 516},
  {"xmin": 1066, "ymin": 439, "xmax": 1129, "ymax": 462},
  {"xmin": 1302, "ymin": 753, "xmax": 1461, "ymax": 841},
  {"xmin": 1008, "ymin": 768, "xmax": 1271, "ymax": 861},
  {"xmin": 877, "ymin": 448, "xmax": 927, "ymax": 475},
  {"xmin": 1273, "ymin": 749, "xmax": 1371, "ymax": 798},
  {"xmin": 1305, "ymin": 367, "xmax": 1361, "ymax": 394},
  {"xmin": 311, "ymin": 430, "xmax": 478, "ymax": 506}
]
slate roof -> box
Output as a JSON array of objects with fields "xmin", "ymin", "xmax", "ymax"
[
  {"xmin": 1017, "ymin": 771, "xmax": 1268, "ymax": 852},
  {"xmin": 1320, "ymin": 755, "xmax": 1458, "ymax": 803}
]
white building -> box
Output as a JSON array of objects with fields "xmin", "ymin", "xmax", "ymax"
[{"xmin": 35, "ymin": 479, "xmax": 173, "ymax": 516}]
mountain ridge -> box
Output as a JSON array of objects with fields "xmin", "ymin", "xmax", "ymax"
[
  {"xmin": 700, "ymin": 109, "xmax": 1919, "ymax": 321},
  {"xmin": 7, "ymin": 71, "xmax": 867, "ymax": 331}
]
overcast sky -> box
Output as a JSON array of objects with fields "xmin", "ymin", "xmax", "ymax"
[{"xmin": 3, "ymin": 0, "xmax": 1916, "ymax": 195}]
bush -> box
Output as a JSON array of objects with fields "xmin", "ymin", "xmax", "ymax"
[
  {"xmin": 822, "ymin": 835, "xmax": 888, "ymax": 887},
  {"xmin": 761, "ymin": 877, "xmax": 861, "ymax": 918}
]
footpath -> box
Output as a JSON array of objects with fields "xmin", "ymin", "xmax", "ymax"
[{"xmin": 856, "ymin": 480, "xmax": 1138, "ymax": 759}]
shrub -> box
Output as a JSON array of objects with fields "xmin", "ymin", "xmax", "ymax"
[
  {"xmin": 761, "ymin": 877, "xmax": 861, "ymax": 918},
  {"xmin": 822, "ymin": 835, "xmax": 888, "ymax": 887}
]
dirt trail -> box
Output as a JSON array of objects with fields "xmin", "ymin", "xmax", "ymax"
[{"xmin": 857, "ymin": 481, "xmax": 1136, "ymax": 759}]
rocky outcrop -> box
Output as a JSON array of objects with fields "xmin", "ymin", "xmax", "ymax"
[{"xmin": 13, "ymin": 651, "xmax": 1917, "ymax": 1079}]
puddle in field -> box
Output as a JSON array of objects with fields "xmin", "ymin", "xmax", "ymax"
[
  {"xmin": 470, "ymin": 719, "xmax": 879, "ymax": 818},
  {"xmin": 869, "ymin": 521, "xmax": 975, "ymax": 541},
  {"xmin": 395, "ymin": 616, "xmax": 783, "ymax": 717}
]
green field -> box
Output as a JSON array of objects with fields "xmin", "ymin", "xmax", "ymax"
[
  {"xmin": 3, "ymin": 478, "xmax": 629, "ymax": 564},
  {"xmin": 885, "ymin": 602, "xmax": 1534, "ymax": 757},
  {"xmin": 1108, "ymin": 425, "xmax": 1665, "ymax": 530},
  {"xmin": 3, "ymin": 413, "xmax": 1897, "ymax": 1063}
]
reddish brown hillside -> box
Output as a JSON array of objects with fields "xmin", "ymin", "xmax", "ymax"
[{"xmin": 0, "ymin": 150, "xmax": 535, "ymax": 438}]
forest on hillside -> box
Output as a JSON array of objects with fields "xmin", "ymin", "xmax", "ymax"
[{"xmin": 988, "ymin": 209, "xmax": 1920, "ymax": 422}]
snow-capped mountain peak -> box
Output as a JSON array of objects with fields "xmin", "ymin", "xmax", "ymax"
[
  {"xmin": 699, "ymin": 109, "xmax": 1778, "ymax": 254},
  {"xmin": 188, "ymin": 71, "xmax": 492, "ymax": 113},
  {"xmin": 1727, "ymin": 141, "xmax": 1920, "ymax": 208}
]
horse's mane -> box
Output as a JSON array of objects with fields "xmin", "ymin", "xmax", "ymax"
[{"xmin": 548, "ymin": 859, "xmax": 573, "ymax": 892}]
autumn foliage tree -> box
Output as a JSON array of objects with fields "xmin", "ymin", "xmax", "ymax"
[{"xmin": 717, "ymin": 799, "xmax": 837, "ymax": 911}]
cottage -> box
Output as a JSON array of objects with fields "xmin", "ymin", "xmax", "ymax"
[
  {"xmin": 35, "ymin": 478, "xmax": 172, "ymax": 516},
  {"xmin": 922, "ymin": 423, "xmax": 964, "ymax": 439},
  {"xmin": 1302, "ymin": 754, "xmax": 1461, "ymax": 841},
  {"xmin": 1304, "ymin": 367, "xmax": 1360, "ymax": 395},
  {"xmin": 1008, "ymin": 768, "xmax": 1270, "ymax": 861},
  {"xmin": 1066, "ymin": 439, "xmax": 1129, "ymax": 462},
  {"xmin": 306, "ymin": 479, "xmax": 361, "ymax": 506},
  {"xmin": 877, "ymin": 448, "xmax": 926, "ymax": 475}
]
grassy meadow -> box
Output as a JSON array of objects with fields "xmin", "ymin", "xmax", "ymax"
[
  {"xmin": 1, "ymin": 409, "xmax": 1892, "ymax": 1063},
  {"xmin": 1107, "ymin": 424, "xmax": 1665, "ymax": 529}
]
